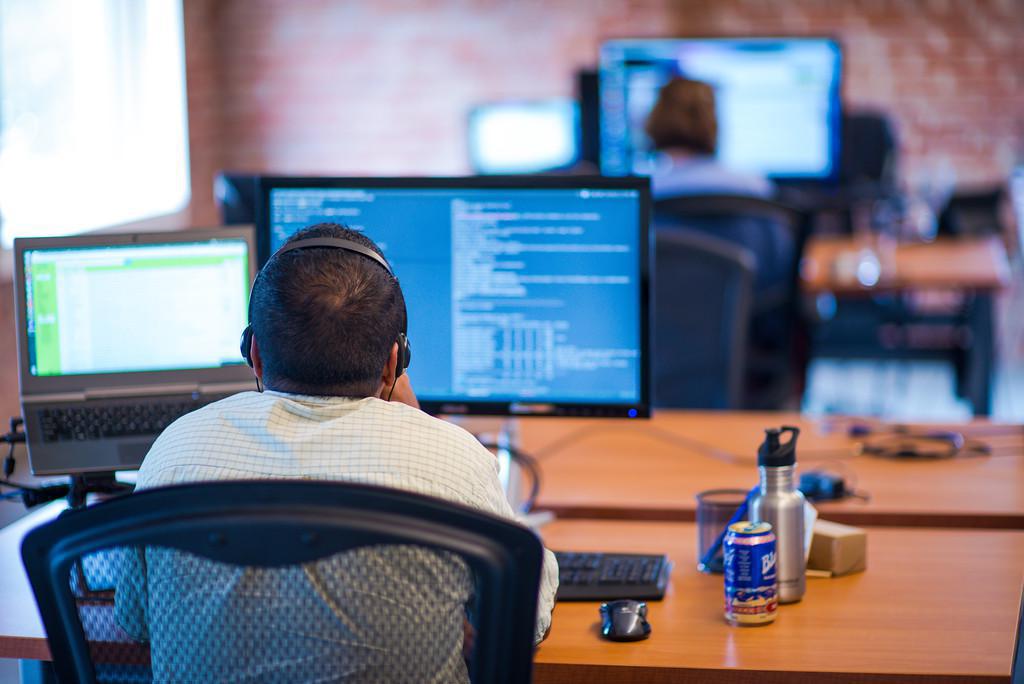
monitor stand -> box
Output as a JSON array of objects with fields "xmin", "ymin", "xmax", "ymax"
[
  {"xmin": 456, "ymin": 417, "xmax": 553, "ymax": 529},
  {"xmin": 67, "ymin": 472, "xmax": 133, "ymax": 509},
  {"xmin": 494, "ymin": 418, "xmax": 524, "ymax": 511}
]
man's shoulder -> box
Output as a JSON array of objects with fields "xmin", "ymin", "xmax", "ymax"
[{"xmin": 370, "ymin": 401, "xmax": 486, "ymax": 448}]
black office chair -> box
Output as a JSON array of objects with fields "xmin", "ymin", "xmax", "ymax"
[
  {"xmin": 653, "ymin": 229, "xmax": 755, "ymax": 409},
  {"xmin": 1014, "ymin": 586, "xmax": 1024, "ymax": 684},
  {"xmin": 839, "ymin": 109, "xmax": 898, "ymax": 193},
  {"xmin": 938, "ymin": 186, "xmax": 1007, "ymax": 238},
  {"xmin": 653, "ymin": 194, "xmax": 809, "ymax": 409},
  {"xmin": 21, "ymin": 480, "xmax": 544, "ymax": 684}
]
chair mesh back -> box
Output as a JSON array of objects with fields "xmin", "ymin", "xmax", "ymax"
[
  {"xmin": 69, "ymin": 543, "xmax": 480, "ymax": 683},
  {"xmin": 653, "ymin": 230, "xmax": 754, "ymax": 409}
]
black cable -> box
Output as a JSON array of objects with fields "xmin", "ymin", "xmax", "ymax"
[
  {"xmin": 0, "ymin": 416, "xmax": 73, "ymax": 508},
  {"xmin": 478, "ymin": 441, "xmax": 541, "ymax": 514}
]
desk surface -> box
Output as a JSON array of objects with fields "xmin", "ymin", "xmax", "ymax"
[
  {"xmin": 0, "ymin": 505, "xmax": 1021, "ymax": 682},
  {"xmin": 521, "ymin": 411, "xmax": 1024, "ymax": 529},
  {"xmin": 536, "ymin": 519, "xmax": 1023, "ymax": 683},
  {"xmin": 0, "ymin": 502, "xmax": 60, "ymax": 660},
  {"xmin": 801, "ymin": 235, "xmax": 1011, "ymax": 294}
]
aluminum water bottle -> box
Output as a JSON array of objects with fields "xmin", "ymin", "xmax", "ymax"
[{"xmin": 748, "ymin": 427, "xmax": 806, "ymax": 603}]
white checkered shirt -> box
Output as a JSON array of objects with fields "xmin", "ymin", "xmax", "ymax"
[{"xmin": 131, "ymin": 391, "xmax": 557, "ymax": 653}]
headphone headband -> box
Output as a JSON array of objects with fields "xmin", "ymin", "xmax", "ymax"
[
  {"xmin": 240, "ymin": 234, "xmax": 411, "ymax": 378},
  {"xmin": 272, "ymin": 237, "xmax": 395, "ymax": 276}
]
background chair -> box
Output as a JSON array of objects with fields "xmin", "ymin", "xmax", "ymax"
[
  {"xmin": 938, "ymin": 186, "xmax": 1008, "ymax": 238},
  {"xmin": 1014, "ymin": 586, "xmax": 1024, "ymax": 684},
  {"xmin": 653, "ymin": 229, "xmax": 755, "ymax": 409},
  {"xmin": 21, "ymin": 480, "xmax": 544, "ymax": 684},
  {"xmin": 653, "ymin": 195, "xmax": 809, "ymax": 409},
  {"xmin": 838, "ymin": 109, "xmax": 898, "ymax": 193}
]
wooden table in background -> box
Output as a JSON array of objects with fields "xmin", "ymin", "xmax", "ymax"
[
  {"xmin": 799, "ymin": 235, "xmax": 1012, "ymax": 415},
  {"xmin": 535, "ymin": 519, "xmax": 1023, "ymax": 683},
  {"xmin": 800, "ymin": 235, "xmax": 1011, "ymax": 295},
  {"xmin": 520, "ymin": 411, "xmax": 1024, "ymax": 529}
]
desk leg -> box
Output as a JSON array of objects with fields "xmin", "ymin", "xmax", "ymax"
[
  {"xmin": 19, "ymin": 660, "xmax": 56, "ymax": 684},
  {"xmin": 965, "ymin": 293, "xmax": 994, "ymax": 416}
]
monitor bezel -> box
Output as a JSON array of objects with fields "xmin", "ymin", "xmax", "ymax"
[
  {"xmin": 256, "ymin": 175, "xmax": 651, "ymax": 419},
  {"xmin": 13, "ymin": 227, "xmax": 258, "ymax": 396},
  {"xmin": 598, "ymin": 35, "xmax": 844, "ymax": 183}
]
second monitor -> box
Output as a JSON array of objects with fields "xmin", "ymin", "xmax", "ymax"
[{"xmin": 258, "ymin": 176, "xmax": 650, "ymax": 418}]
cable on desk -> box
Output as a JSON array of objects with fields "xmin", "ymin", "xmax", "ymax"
[
  {"xmin": 0, "ymin": 416, "xmax": 73, "ymax": 508},
  {"xmin": 531, "ymin": 423, "xmax": 755, "ymax": 465},
  {"xmin": 478, "ymin": 441, "xmax": 541, "ymax": 514}
]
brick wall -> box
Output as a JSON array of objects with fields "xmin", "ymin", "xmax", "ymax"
[
  {"xmin": 184, "ymin": 0, "xmax": 1023, "ymax": 220},
  {"xmin": 0, "ymin": 0, "xmax": 1020, "ymax": 519}
]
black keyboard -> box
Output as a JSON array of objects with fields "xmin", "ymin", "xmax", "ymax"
[
  {"xmin": 38, "ymin": 400, "xmax": 213, "ymax": 442},
  {"xmin": 554, "ymin": 551, "xmax": 671, "ymax": 601}
]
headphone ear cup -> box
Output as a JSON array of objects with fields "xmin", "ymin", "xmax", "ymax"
[
  {"xmin": 395, "ymin": 333, "xmax": 411, "ymax": 378},
  {"xmin": 240, "ymin": 325, "xmax": 254, "ymax": 368}
]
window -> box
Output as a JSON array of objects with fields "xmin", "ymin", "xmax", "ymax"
[{"xmin": 0, "ymin": 0, "xmax": 189, "ymax": 248}]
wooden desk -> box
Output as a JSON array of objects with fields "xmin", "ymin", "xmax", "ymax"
[
  {"xmin": 521, "ymin": 411, "xmax": 1024, "ymax": 529},
  {"xmin": 801, "ymin": 235, "xmax": 1011, "ymax": 295},
  {"xmin": 536, "ymin": 519, "xmax": 1024, "ymax": 683},
  {"xmin": 1, "ymin": 506, "xmax": 1021, "ymax": 681},
  {"xmin": 0, "ymin": 503, "xmax": 60, "ymax": 661}
]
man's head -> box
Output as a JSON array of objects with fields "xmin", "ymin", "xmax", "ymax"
[
  {"xmin": 248, "ymin": 223, "xmax": 407, "ymax": 397},
  {"xmin": 644, "ymin": 77, "xmax": 718, "ymax": 156}
]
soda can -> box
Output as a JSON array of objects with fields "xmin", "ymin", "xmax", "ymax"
[{"xmin": 723, "ymin": 521, "xmax": 778, "ymax": 626}]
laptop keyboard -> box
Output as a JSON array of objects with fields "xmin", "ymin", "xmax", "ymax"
[
  {"xmin": 38, "ymin": 401, "xmax": 214, "ymax": 442},
  {"xmin": 554, "ymin": 551, "xmax": 671, "ymax": 601}
]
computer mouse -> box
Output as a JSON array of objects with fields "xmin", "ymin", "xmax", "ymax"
[{"xmin": 600, "ymin": 599, "xmax": 651, "ymax": 642}]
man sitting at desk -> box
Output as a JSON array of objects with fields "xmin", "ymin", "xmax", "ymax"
[{"xmin": 115, "ymin": 223, "xmax": 558, "ymax": 682}]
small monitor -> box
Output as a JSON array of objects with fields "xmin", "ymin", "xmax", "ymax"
[
  {"xmin": 599, "ymin": 37, "xmax": 842, "ymax": 181},
  {"xmin": 468, "ymin": 100, "xmax": 579, "ymax": 174},
  {"xmin": 258, "ymin": 176, "xmax": 650, "ymax": 417},
  {"xmin": 19, "ymin": 236, "xmax": 251, "ymax": 378}
]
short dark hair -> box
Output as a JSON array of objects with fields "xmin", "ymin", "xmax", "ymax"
[
  {"xmin": 251, "ymin": 223, "xmax": 406, "ymax": 397},
  {"xmin": 644, "ymin": 77, "xmax": 718, "ymax": 156}
]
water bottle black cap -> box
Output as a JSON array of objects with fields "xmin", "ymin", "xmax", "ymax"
[{"xmin": 758, "ymin": 426, "xmax": 800, "ymax": 467}]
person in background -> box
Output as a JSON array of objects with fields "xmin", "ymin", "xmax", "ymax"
[{"xmin": 644, "ymin": 76, "xmax": 774, "ymax": 199}]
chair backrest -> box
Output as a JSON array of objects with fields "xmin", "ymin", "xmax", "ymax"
[
  {"xmin": 653, "ymin": 229, "xmax": 755, "ymax": 408},
  {"xmin": 938, "ymin": 187, "xmax": 1006, "ymax": 237},
  {"xmin": 652, "ymin": 195, "xmax": 808, "ymax": 410},
  {"xmin": 652, "ymin": 194, "xmax": 805, "ymax": 307},
  {"xmin": 21, "ymin": 480, "xmax": 544, "ymax": 684},
  {"xmin": 1013, "ymin": 585, "xmax": 1024, "ymax": 684},
  {"xmin": 839, "ymin": 110, "xmax": 898, "ymax": 190}
]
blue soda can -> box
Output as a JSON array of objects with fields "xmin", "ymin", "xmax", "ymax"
[{"xmin": 723, "ymin": 521, "xmax": 778, "ymax": 626}]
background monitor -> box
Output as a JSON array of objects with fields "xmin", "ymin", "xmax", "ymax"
[
  {"xmin": 599, "ymin": 37, "xmax": 842, "ymax": 181},
  {"xmin": 468, "ymin": 100, "xmax": 580, "ymax": 174},
  {"xmin": 214, "ymin": 171, "xmax": 261, "ymax": 224},
  {"xmin": 257, "ymin": 176, "xmax": 650, "ymax": 418}
]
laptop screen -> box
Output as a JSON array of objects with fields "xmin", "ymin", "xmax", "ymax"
[{"xmin": 22, "ymin": 238, "xmax": 250, "ymax": 377}]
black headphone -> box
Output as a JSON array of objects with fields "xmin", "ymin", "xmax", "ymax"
[{"xmin": 239, "ymin": 237, "xmax": 411, "ymax": 378}]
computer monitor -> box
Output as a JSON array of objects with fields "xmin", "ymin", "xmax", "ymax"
[
  {"xmin": 257, "ymin": 176, "xmax": 650, "ymax": 417},
  {"xmin": 214, "ymin": 172, "xmax": 261, "ymax": 225},
  {"xmin": 599, "ymin": 37, "xmax": 842, "ymax": 181},
  {"xmin": 468, "ymin": 100, "xmax": 580, "ymax": 174},
  {"xmin": 13, "ymin": 228, "xmax": 256, "ymax": 475}
]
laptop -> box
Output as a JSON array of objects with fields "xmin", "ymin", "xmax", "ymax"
[{"xmin": 13, "ymin": 227, "xmax": 257, "ymax": 476}]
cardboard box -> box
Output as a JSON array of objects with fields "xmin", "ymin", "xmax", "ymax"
[{"xmin": 807, "ymin": 519, "xmax": 867, "ymax": 577}]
